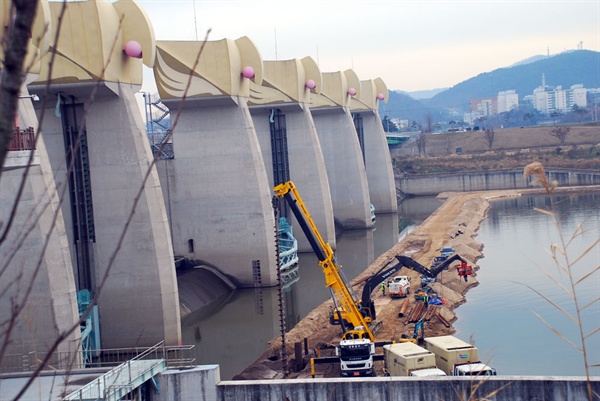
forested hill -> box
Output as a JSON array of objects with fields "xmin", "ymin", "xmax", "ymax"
[{"xmin": 380, "ymin": 50, "xmax": 600, "ymax": 123}]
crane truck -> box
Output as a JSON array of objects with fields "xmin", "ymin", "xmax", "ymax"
[{"xmin": 274, "ymin": 181, "xmax": 379, "ymax": 377}]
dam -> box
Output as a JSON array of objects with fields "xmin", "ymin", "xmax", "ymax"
[
  {"xmin": 1, "ymin": 0, "xmax": 396, "ymax": 370},
  {"xmin": 2, "ymin": 3, "xmax": 599, "ymax": 400}
]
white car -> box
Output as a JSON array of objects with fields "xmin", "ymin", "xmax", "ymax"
[{"xmin": 440, "ymin": 246, "xmax": 455, "ymax": 259}]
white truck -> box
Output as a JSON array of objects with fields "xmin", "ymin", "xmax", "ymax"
[
  {"xmin": 388, "ymin": 275, "xmax": 411, "ymax": 298},
  {"xmin": 383, "ymin": 342, "xmax": 446, "ymax": 377},
  {"xmin": 423, "ymin": 335, "xmax": 497, "ymax": 376},
  {"xmin": 336, "ymin": 336, "xmax": 376, "ymax": 377}
]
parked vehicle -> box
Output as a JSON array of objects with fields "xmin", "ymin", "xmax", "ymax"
[
  {"xmin": 440, "ymin": 246, "xmax": 455, "ymax": 259},
  {"xmin": 383, "ymin": 342, "xmax": 446, "ymax": 377},
  {"xmin": 388, "ymin": 275, "xmax": 411, "ymax": 298},
  {"xmin": 423, "ymin": 335, "xmax": 497, "ymax": 376}
]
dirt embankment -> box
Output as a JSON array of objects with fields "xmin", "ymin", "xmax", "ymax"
[{"xmin": 234, "ymin": 185, "xmax": 599, "ymax": 380}]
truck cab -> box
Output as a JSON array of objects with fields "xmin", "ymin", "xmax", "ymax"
[
  {"xmin": 454, "ymin": 362, "xmax": 497, "ymax": 376},
  {"xmin": 336, "ymin": 338, "xmax": 375, "ymax": 377}
]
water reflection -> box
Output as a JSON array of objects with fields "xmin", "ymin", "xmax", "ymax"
[{"xmin": 181, "ymin": 287, "xmax": 282, "ymax": 380}]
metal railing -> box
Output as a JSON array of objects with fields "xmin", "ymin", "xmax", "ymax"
[
  {"xmin": 9, "ymin": 126, "xmax": 36, "ymax": 151},
  {"xmin": 63, "ymin": 342, "xmax": 169, "ymax": 401},
  {"xmin": 1, "ymin": 341, "xmax": 195, "ymax": 374}
]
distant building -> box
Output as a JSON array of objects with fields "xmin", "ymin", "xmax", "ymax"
[
  {"xmin": 392, "ymin": 118, "xmax": 409, "ymax": 130},
  {"xmin": 531, "ymin": 79, "xmax": 587, "ymax": 115},
  {"xmin": 497, "ymin": 90, "xmax": 519, "ymax": 113},
  {"xmin": 470, "ymin": 98, "xmax": 496, "ymax": 116}
]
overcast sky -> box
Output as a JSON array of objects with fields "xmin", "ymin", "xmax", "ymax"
[{"xmin": 137, "ymin": 0, "xmax": 599, "ymax": 93}]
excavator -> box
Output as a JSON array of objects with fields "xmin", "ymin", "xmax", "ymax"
[
  {"xmin": 359, "ymin": 256, "xmax": 407, "ymax": 321},
  {"xmin": 273, "ymin": 181, "xmax": 381, "ymax": 377},
  {"xmin": 359, "ymin": 253, "xmax": 473, "ymax": 320},
  {"xmin": 394, "ymin": 254, "xmax": 474, "ymax": 283}
]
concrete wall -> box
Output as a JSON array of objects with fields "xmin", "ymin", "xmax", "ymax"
[
  {"xmin": 360, "ymin": 109, "xmax": 397, "ymax": 214},
  {"xmin": 0, "ymin": 96, "xmax": 80, "ymax": 366},
  {"xmin": 150, "ymin": 368, "xmax": 599, "ymax": 401},
  {"xmin": 397, "ymin": 169, "xmax": 600, "ymax": 196},
  {"xmin": 217, "ymin": 377, "xmax": 599, "ymax": 401},
  {"xmin": 312, "ymin": 108, "xmax": 372, "ymax": 229},
  {"xmin": 251, "ymin": 104, "xmax": 336, "ymax": 253},
  {"xmin": 154, "ymin": 365, "xmax": 220, "ymax": 401},
  {"xmin": 157, "ymin": 97, "xmax": 278, "ymax": 288}
]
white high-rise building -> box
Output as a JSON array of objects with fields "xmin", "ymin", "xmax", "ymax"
[
  {"xmin": 531, "ymin": 79, "xmax": 588, "ymax": 114},
  {"xmin": 571, "ymin": 84, "xmax": 587, "ymax": 109},
  {"xmin": 497, "ymin": 90, "xmax": 519, "ymax": 113}
]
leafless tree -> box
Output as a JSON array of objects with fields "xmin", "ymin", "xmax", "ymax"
[
  {"xmin": 550, "ymin": 125, "xmax": 571, "ymax": 146},
  {"xmin": 423, "ymin": 112, "xmax": 434, "ymax": 134},
  {"xmin": 416, "ymin": 133, "xmax": 426, "ymax": 156},
  {"xmin": 484, "ymin": 128, "xmax": 495, "ymax": 150}
]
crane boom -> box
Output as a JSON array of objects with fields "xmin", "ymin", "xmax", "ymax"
[{"xmin": 274, "ymin": 181, "xmax": 374, "ymax": 342}]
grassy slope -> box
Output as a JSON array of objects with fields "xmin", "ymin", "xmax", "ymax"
[{"xmin": 391, "ymin": 125, "xmax": 600, "ymax": 175}]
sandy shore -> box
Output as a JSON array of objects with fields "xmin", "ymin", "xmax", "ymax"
[{"xmin": 234, "ymin": 185, "xmax": 600, "ymax": 380}]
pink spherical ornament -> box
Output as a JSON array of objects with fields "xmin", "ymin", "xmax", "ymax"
[
  {"xmin": 242, "ymin": 66, "xmax": 255, "ymax": 79},
  {"xmin": 377, "ymin": 93, "xmax": 385, "ymax": 101},
  {"xmin": 306, "ymin": 79, "xmax": 316, "ymax": 90},
  {"xmin": 348, "ymin": 87, "xmax": 357, "ymax": 96},
  {"xmin": 124, "ymin": 40, "xmax": 143, "ymax": 58}
]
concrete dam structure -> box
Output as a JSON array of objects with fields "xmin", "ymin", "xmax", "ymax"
[
  {"xmin": 152, "ymin": 37, "xmax": 280, "ymax": 289},
  {"xmin": 248, "ymin": 56, "xmax": 336, "ymax": 253},
  {"xmin": 1, "ymin": 0, "xmax": 84, "ymax": 367},
  {"xmin": 351, "ymin": 79, "xmax": 397, "ymax": 215},
  {"xmin": 28, "ymin": 0, "xmax": 181, "ymax": 351},
  {"xmin": 310, "ymin": 70, "xmax": 373, "ymax": 229},
  {"xmin": 1, "ymin": 0, "xmax": 396, "ymax": 367}
]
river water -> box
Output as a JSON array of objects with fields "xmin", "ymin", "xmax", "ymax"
[
  {"xmin": 182, "ymin": 192, "xmax": 599, "ymax": 379},
  {"xmin": 453, "ymin": 192, "xmax": 600, "ymax": 377}
]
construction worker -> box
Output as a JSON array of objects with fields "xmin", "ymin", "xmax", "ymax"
[{"xmin": 381, "ymin": 282, "xmax": 386, "ymax": 295}]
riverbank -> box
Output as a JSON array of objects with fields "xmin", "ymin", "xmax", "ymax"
[{"xmin": 234, "ymin": 185, "xmax": 600, "ymax": 380}]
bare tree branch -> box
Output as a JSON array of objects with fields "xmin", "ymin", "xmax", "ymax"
[{"xmin": 0, "ymin": 0, "xmax": 38, "ymax": 167}]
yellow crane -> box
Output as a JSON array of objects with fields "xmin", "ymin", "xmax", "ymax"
[{"xmin": 274, "ymin": 181, "xmax": 376, "ymax": 376}]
